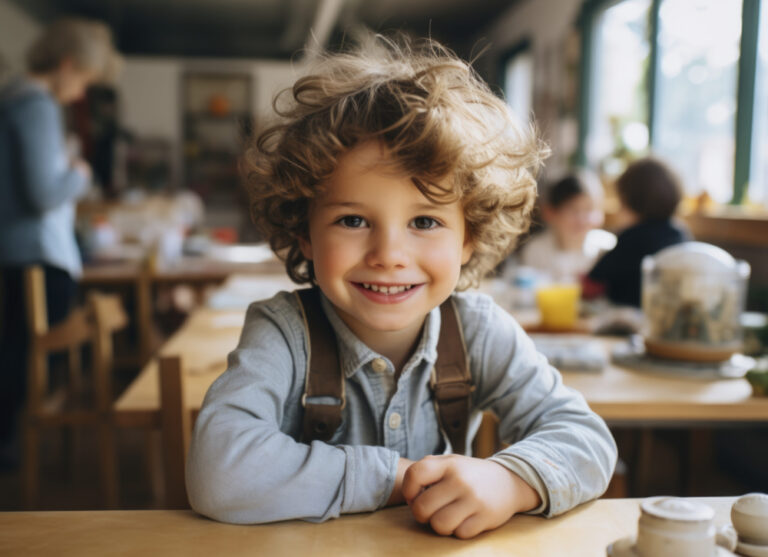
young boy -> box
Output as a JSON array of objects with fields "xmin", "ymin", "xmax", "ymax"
[
  {"xmin": 186, "ymin": 38, "xmax": 617, "ymax": 538},
  {"xmin": 585, "ymin": 157, "xmax": 690, "ymax": 307}
]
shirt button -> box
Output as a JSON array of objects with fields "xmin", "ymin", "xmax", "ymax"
[
  {"xmin": 371, "ymin": 358, "xmax": 388, "ymax": 373},
  {"xmin": 388, "ymin": 412, "xmax": 402, "ymax": 430}
]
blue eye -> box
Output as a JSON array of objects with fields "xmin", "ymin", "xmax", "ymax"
[
  {"xmin": 337, "ymin": 215, "xmax": 367, "ymax": 228},
  {"xmin": 411, "ymin": 216, "xmax": 440, "ymax": 230}
]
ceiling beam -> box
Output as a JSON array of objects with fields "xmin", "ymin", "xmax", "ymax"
[{"xmin": 304, "ymin": 0, "xmax": 346, "ymax": 59}]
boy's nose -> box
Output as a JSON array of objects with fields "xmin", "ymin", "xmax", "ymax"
[{"xmin": 364, "ymin": 227, "xmax": 409, "ymax": 269}]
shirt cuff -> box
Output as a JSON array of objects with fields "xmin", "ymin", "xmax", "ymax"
[
  {"xmin": 488, "ymin": 453, "xmax": 550, "ymax": 515},
  {"xmin": 340, "ymin": 444, "xmax": 400, "ymax": 514}
]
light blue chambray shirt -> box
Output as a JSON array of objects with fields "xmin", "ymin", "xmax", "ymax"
[{"xmin": 186, "ymin": 290, "xmax": 617, "ymax": 524}]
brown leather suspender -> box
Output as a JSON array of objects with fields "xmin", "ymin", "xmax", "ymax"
[
  {"xmin": 295, "ymin": 288, "xmax": 345, "ymax": 442},
  {"xmin": 431, "ymin": 298, "xmax": 474, "ymax": 455},
  {"xmin": 296, "ymin": 287, "xmax": 473, "ymax": 453}
]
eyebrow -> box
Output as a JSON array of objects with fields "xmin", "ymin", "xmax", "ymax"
[{"xmin": 320, "ymin": 201, "xmax": 450, "ymax": 212}]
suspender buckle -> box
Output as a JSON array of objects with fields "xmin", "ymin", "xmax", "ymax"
[{"xmin": 301, "ymin": 393, "xmax": 346, "ymax": 410}]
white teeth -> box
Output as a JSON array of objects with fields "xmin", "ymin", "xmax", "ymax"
[{"xmin": 360, "ymin": 283, "xmax": 414, "ymax": 294}]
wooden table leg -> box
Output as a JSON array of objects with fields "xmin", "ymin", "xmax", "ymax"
[
  {"xmin": 685, "ymin": 428, "xmax": 712, "ymax": 496},
  {"xmin": 136, "ymin": 269, "xmax": 153, "ymax": 366},
  {"xmin": 633, "ymin": 428, "xmax": 654, "ymax": 497}
]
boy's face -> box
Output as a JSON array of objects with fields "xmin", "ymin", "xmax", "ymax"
[{"xmin": 300, "ymin": 141, "xmax": 473, "ymax": 348}]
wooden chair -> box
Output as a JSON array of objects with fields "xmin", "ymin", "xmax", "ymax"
[
  {"xmin": 158, "ymin": 355, "xmax": 192, "ymax": 509},
  {"xmin": 22, "ymin": 266, "xmax": 128, "ymax": 509}
]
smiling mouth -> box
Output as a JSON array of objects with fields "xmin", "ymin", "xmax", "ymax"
[{"xmin": 357, "ymin": 283, "xmax": 417, "ymax": 294}]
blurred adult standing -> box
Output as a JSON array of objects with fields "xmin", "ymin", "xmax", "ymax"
[{"xmin": 0, "ymin": 18, "xmax": 120, "ymax": 468}]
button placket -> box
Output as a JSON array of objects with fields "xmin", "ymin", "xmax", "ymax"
[{"xmin": 383, "ymin": 385, "xmax": 406, "ymax": 451}]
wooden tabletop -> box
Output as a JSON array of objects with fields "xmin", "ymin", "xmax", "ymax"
[
  {"xmin": 0, "ymin": 498, "xmax": 736, "ymax": 556},
  {"xmin": 113, "ymin": 305, "xmax": 768, "ymax": 426},
  {"xmin": 562, "ymin": 339, "xmax": 764, "ymax": 422},
  {"xmin": 113, "ymin": 307, "xmax": 245, "ymax": 427}
]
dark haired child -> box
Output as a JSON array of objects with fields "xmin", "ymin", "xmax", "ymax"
[{"xmin": 585, "ymin": 157, "xmax": 690, "ymax": 307}]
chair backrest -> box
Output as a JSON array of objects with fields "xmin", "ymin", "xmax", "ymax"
[
  {"xmin": 158, "ymin": 355, "xmax": 191, "ymax": 508},
  {"xmin": 24, "ymin": 267, "xmax": 90, "ymax": 415},
  {"xmin": 89, "ymin": 292, "xmax": 129, "ymax": 412},
  {"xmin": 23, "ymin": 266, "xmax": 127, "ymax": 416}
]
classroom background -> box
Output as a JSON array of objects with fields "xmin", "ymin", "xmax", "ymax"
[{"xmin": 0, "ymin": 0, "xmax": 767, "ymax": 542}]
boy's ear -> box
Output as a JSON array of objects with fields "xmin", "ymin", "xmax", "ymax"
[{"xmin": 298, "ymin": 236, "xmax": 313, "ymax": 260}]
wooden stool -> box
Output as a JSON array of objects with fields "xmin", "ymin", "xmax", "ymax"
[{"xmin": 22, "ymin": 266, "xmax": 127, "ymax": 509}]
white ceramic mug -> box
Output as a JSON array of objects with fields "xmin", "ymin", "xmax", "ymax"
[{"xmin": 636, "ymin": 497, "xmax": 719, "ymax": 557}]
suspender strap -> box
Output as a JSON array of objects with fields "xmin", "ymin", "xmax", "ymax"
[
  {"xmin": 295, "ymin": 289, "xmax": 473, "ymax": 453},
  {"xmin": 431, "ymin": 298, "xmax": 474, "ymax": 455},
  {"xmin": 295, "ymin": 288, "xmax": 345, "ymax": 443}
]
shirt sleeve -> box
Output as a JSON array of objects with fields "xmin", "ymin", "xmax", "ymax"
[
  {"xmin": 185, "ymin": 300, "xmax": 400, "ymax": 525},
  {"xmin": 11, "ymin": 95, "xmax": 87, "ymax": 213},
  {"xmin": 460, "ymin": 294, "xmax": 618, "ymax": 517}
]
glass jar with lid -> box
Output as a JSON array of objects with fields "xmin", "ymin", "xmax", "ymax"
[{"xmin": 642, "ymin": 242, "xmax": 750, "ymax": 362}]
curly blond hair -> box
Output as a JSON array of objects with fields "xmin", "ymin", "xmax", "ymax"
[{"xmin": 244, "ymin": 36, "xmax": 548, "ymax": 290}]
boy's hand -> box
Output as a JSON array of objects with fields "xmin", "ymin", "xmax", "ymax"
[{"xmin": 402, "ymin": 455, "xmax": 542, "ymax": 539}]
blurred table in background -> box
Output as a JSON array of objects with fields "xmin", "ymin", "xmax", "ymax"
[
  {"xmin": 113, "ymin": 272, "xmax": 294, "ymax": 428},
  {"xmin": 82, "ymin": 244, "xmax": 284, "ymax": 367}
]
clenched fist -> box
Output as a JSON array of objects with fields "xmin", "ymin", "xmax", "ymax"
[{"xmin": 398, "ymin": 454, "xmax": 541, "ymax": 539}]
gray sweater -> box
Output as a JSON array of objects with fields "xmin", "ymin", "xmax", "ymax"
[{"xmin": 0, "ymin": 76, "xmax": 87, "ymax": 277}]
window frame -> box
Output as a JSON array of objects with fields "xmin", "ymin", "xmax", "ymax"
[
  {"xmin": 499, "ymin": 38, "xmax": 533, "ymax": 121},
  {"xmin": 577, "ymin": 0, "xmax": 763, "ymax": 205}
]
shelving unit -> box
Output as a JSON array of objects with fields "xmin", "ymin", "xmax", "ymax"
[{"xmin": 181, "ymin": 72, "xmax": 253, "ymax": 208}]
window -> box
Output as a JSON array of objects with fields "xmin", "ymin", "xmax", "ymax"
[
  {"xmin": 578, "ymin": 0, "xmax": 766, "ymax": 206},
  {"xmin": 502, "ymin": 43, "xmax": 533, "ymax": 125},
  {"xmin": 587, "ymin": 0, "xmax": 651, "ymax": 171},
  {"xmin": 750, "ymin": 0, "xmax": 768, "ymax": 205},
  {"xmin": 653, "ymin": 0, "xmax": 742, "ymax": 202}
]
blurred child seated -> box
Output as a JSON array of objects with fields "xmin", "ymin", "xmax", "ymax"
[
  {"xmin": 519, "ymin": 171, "xmax": 615, "ymax": 282},
  {"xmin": 584, "ymin": 157, "xmax": 690, "ymax": 307}
]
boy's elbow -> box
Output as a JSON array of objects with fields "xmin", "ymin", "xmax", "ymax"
[
  {"xmin": 186, "ymin": 460, "xmax": 242, "ymax": 523},
  {"xmin": 590, "ymin": 418, "xmax": 619, "ymax": 496},
  {"xmin": 186, "ymin": 458, "xmax": 272, "ymax": 524},
  {"xmin": 186, "ymin": 454, "xmax": 303, "ymax": 525}
]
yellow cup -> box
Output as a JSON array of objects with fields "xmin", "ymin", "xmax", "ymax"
[{"xmin": 535, "ymin": 284, "xmax": 581, "ymax": 330}]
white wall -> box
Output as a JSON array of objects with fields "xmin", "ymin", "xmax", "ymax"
[
  {"xmin": 118, "ymin": 58, "xmax": 181, "ymax": 140},
  {"xmin": 0, "ymin": 0, "xmax": 41, "ymax": 75},
  {"xmin": 117, "ymin": 56, "xmax": 301, "ymax": 142}
]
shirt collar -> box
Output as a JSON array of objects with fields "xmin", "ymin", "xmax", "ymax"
[{"xmin": 318, "ymin": 291, "xmax": 442, "ymax": 378}]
